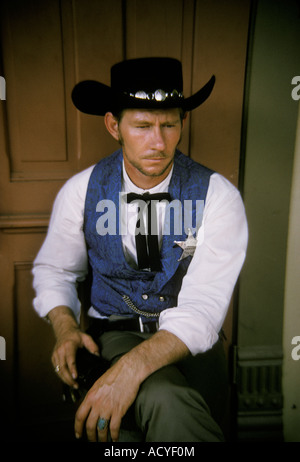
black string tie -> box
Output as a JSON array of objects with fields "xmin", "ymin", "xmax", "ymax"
[{"xmin": 126, "ymin": 192, "xmax": 171, "ymax": 271}]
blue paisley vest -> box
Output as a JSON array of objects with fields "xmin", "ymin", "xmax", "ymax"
[{"xmin": 84, "ymin": 149, "xmax": 213, "ymax": 321}]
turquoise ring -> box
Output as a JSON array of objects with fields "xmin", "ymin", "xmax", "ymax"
[{"xmin": 97, "ymin": 417, "xmax": 109, "ymax": 431}]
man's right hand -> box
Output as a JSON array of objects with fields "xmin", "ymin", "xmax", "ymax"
[{"xmin": 48, "ymin": 306, "xmax": 100, "ymax": 388}]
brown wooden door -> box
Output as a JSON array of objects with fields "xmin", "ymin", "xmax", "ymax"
[{"xmin": 0, "ymin": 0, "xmax": 251, "ymax": 441}]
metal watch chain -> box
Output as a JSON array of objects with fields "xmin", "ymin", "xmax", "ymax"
[{"xmin": 122, "ymin": 294, "xmax": 160, "ymax": 318}]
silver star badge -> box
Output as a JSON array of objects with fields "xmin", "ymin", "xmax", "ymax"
[{"xmin": 174, "ymin": 228, "xmax": 198, "ymax": 261}]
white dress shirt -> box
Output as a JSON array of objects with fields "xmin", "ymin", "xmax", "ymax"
[{"xmin": 32, "ymin": 160, "xmax": 248, "ymax": 355}]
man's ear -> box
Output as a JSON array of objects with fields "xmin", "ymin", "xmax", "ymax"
[
  {"xmin": 104, "ymin": 112, "xmax": 120, "ymax": 141},
  {"xmin": 181, "ymin": 111, "xmax": 188, "ymax": 130}
]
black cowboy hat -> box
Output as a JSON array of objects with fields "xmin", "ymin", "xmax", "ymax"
[{"xmin": 72, "ymin": 57, "xmax": 215, "ymax": 116}]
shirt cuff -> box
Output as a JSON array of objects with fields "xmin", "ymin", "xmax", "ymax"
[
  {"xmin": 158, "ymin": 306, "xmax": 219, "ymax": 356},
  {"xmin": 32, "ymin": 289, "xmax": 81, "ymax": 323}
]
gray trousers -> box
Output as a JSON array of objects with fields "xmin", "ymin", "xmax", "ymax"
[{"xmin": 98, "ymin": 330, "xmax": 228, "ymax": 442}]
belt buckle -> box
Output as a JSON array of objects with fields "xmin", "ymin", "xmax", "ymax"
[
  {"xmin": 138, "ymin": 317, "xmax": 159, "ymax": 333},
  {"xmin": 138, "ymin": 316, "xmax": 144, "ymax": 333}
]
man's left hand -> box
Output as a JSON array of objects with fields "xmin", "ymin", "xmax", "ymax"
[
  {"xmin": 74, "ymin": 330, "xmax": 189, "ymax": 441},
  {"xmin": 74, "ymin": 355, "xmax": 140, "ymax": 442}
]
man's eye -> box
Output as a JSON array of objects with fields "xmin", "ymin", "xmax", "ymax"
[{"xmin": 162, "ymin": 123, "xmax": 177, "ymax": 128}]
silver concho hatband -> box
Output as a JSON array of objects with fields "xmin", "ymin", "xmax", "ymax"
[{"xmin": 126, "ymin": 89, "xmax": 183, "ymax": 102}]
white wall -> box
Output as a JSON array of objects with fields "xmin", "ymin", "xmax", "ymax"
[{"xmin": 283, "ymin": 102, "xmax": 300, "ymax": 442}]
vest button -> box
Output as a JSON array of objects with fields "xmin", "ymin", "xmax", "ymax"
[
  {"xmin": 142, "ymin": 294, "xmax": 148, "ymax": 300},
  {"xmin": 159, "ymin": 296, "xmax": 165, "ymax": 302}
]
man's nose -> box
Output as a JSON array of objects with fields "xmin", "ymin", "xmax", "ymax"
[{"xmin": 151, "ymin": 127, "xmax": 166, "ymax": 151}]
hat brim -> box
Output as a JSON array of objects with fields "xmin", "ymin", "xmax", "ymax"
[{"xmin": 71, "ymin": 75, "xmax": 215, "ymax": 116}]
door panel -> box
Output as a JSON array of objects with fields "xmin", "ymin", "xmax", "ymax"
[{"xmin": 0, "ymin": 0, "xmax": 251, "ymax": 440}]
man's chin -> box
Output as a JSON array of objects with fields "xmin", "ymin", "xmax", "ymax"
[{"xmin": 139, "ymin": 158, "xmax": 173, "ymax": 178}]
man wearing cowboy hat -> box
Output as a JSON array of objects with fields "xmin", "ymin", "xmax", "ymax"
[{"xmin": 33, "ymin": 57, "xmax": 248, "ymax": 442}]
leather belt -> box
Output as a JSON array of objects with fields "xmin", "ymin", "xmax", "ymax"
[{"xmin": 88, "ymin": 316, "xmax": 159, "ymax": 338}]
